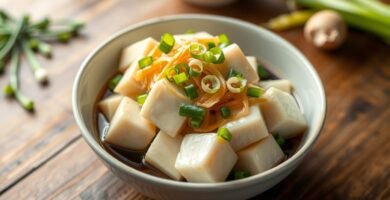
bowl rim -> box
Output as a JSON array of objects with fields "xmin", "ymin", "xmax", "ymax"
[{"xmin": 72, "ymin": 14, "xmax": 326, "ymax": 190}]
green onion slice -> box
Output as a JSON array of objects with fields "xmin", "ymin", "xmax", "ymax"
[
  {"xmin": 209, "ymin": 47, "xmax": 225, "ymax": 64},
  {"xmin": 218, "ymin": 33, "xmax": 230, "ymax": 48},
  {"xmin": 246, "ymin": 84, "xmax": 264, "ymax": 98},
  {"xmin": 179, "ymin": 103, "xmax": 206, "ymax": 118},
  {"xmin": 184, "ymin": 84, "xmax": 199, "ymax": 100},
  {"xmin": 173, "ymin": 72, "xmax": 188, "ymax": 84},
  {"xmin": 201, "ymin": 75, "xmax": 221, "ymax": 94},
  {"xmin": 257, "ymin": 64, "xmax": 269, "ymax": 79},
  {"xmin": 189, "ymin": 43, "xmax": 207, "ymax": 59},
  {"xmin": 220, "ymin": 106, "xmax": 231, "ymax": 118},
  {"xmin": 227, "ymin": 68, "xmax": 243, "ymax": 79},
  {"xmin": 137, "ymin": 94, "xmax": 148, "ymax": 106},
  {"xmin": 108, "ymin": 74, "xmax": 123, "ymax": 91},
  {"xmin": 234, "ymin": 171, "xmax": 250, "ymax": 179},
  {"xmin": 274, "ymin": 134, "xmax": 285, "ymax": 147},
  {"xmin": 159, "ymin": 33, "xmax": 175, "ymax": 54},
  {"xmin": 207, "ymin": 42, "xmax": 216, "ymax": 49},
  {"xmin": 190, "ymin": 117, "xmax": 203, "ymax": 128},
  {"xmin": 138, "ymin": 56, "xmax": 153, "ymax": 69},
  {"xmin": 217, "ymin": 127, "xmax": 232, "ymax": 142},
  {"xmin": 165, "ymin": 67, "xmax": 176, "ymax": 82},
  {"xmin": 226, "ymin": 77, "xmax": 247, "ymax": 93},
  {"xmin": 188, "ymin": 58, "xmax": 203, "ymax": 77},
  {"xmin": 174, "ymin": 63, "xmax": 189, "ymax": 74},
  {"xmin": 203, "ymin": 51, "xmax": 216, "ymax": 63}
]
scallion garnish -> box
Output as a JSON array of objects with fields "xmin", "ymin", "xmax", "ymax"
[
  {"xmin": 174, "ymin": 63, "xmax": 189, "ymax": 74},
  {"xmin": 218, "ymin": 33, "xmax": 230, "ymax": 48},
  {"xmin": 165, "ymin": 67, "xmax": 176, "ymax": 82},
  {"xmin": 173, "ymin": 72, "xmax": 188, "ymax": 84},
  {"xmin": 201, "ymin": 75, "xmax": 221, "ymax": 94},
  {"xmin": 274, "ymin": 134, "xmax": 285, "ymax": 148},
  {"xmin": 189, "ymin": 43, "xmax": 207, "ymax": 59},
  {"xmin": 108, "ymin": 74, "xmax": 122, "ymax": 91},
  {"xmin": 257, "ymin": 64, "xmax": 269, "ymax": 79},
  {"xmin": 138, "ymin": 56, "xmax": 153, "ymax": 69},
  {"xmin": 136, "ymin": 93, "xmax": 148, "ymax": 106},
  {"xmin": 234, "ymin": 171, "xmax": 250, "ymax": 179},
  {"xmin": 207, "ymin": 42, "xmax": 216, "ymax": 49},
  {"xmin": 190, "ymin": 117, "xmax": 203, "ymax": 128},
  {"xmin": 188, "ymin": 58, "xmax": 203, "ymax": 77},
  {"xmin": 217, "ymin": 127, "xmax": 232, "ymax": 142},
  {"xmin": 246, "ymin": 84, "xmax": 264, "ymax": 98},
  {"xmin": 227, "ymin": 68, "xmax": 243, "ymax": 79},
  {"xmin": 184, "ymin": 84, "xmax": 198, "ymax": 100},
  {"xmin": 226, "ymin": 77, "xmax": 247, "ymax": 93},
  {"xmin": 158, "ymin": 33, "xmax": 175, "ymax": 54},
  {"xmin": 179, "ymin": 103, "xmax": 206, "ymax": 119},
  {"xmin": 203, "ymin": 51, "xmax": 216, "ymax": 63},
  {"xmin": 220, "ymin": 106, "xmax": 231, "ymax": 118},
  {"xmin": 208, "ymin": 47, "xmax": 225, "ymax": 64}
]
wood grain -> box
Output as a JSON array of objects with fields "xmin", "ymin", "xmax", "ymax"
[{"xmin": 0, "ymin": 0, "xmax": 389, "ymax": 199}]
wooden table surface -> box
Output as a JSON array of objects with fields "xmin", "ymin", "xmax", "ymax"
[{"xmin": 0, "ymin": 0, "xmax": 389, "ymax": 199}]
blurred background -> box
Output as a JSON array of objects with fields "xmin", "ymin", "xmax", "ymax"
[{"xmin": 0, "ymin": 0, "xmax": 389, "ymax": 199}]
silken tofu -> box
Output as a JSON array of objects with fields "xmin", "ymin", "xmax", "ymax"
[
  {"xmin": 246, "ymin": 56, "xmax": 257, "ymax": 72},
  {"xmin": 118, "ymin": 37, "xmax": 158, "ymax": 73},
  {"xmin": 235, "ymin": 136, "xmax": 284, "ymax": 175},
  {"xmin": 114, "ymin": 58, "xmax": 147, "ymax": 99},
  {"xmin": 225, "ymin": 105, "xmax": 269, "ymax": 151},
  {"xmin": 259, "ymin": 80, "xmax": 292, "ymax": 94},
  {"xmin": 175, "ymin": 133, "xmax": 238, "ymax": 183},
  {"xmin": 145, "ymin": 131, "xmax": 183, "ymax": 180},
  {"xmin": 140, "ymin": 79, "xmax": 190, "ymax": 137},
  {"xmin": 104, "ymin": 97, "xmax": 156, "ymax": 150},
  {"xmin": 97, "ymin": 95, "xmax": 123, "ymax": 121},
  {"xmin": 261, "ymin": 87, "xmax": 307, "ymax": 138},
  {"xmin": 223, "ymin": 44, "xmax": 259, "ymax": 83}
]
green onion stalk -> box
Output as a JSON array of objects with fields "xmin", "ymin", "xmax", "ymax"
[{"xmin": 21, "ymin": 40, "xmax": 48, "ymax": 84}]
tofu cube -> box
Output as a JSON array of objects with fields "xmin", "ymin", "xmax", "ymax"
[
  {"xmin": 225, "ymin": 105, "xmax": 269, "ymax": 151},
  {"xmin": 97, "ymin": 95, "xmax": 123, "ymax": 121},
  {"xmin": 145, "ymin": 131, "xmax": 183, "ymax": 180},
  {"xmin": 235, "ymin": 136, "xmax": 285, "ymax": 175},
  {"xmin": 175, "ymin": 133, "xmax": 238, "ymax": 183},
  {"xmin": 104, "ymin": 97, "xmax": 156, "ymax": 150},
  {"xmin": 246, "ymin": 56, "xmax": 257, "ymax": 72},
  {"xmin": 223, "ymin": 44, "xmax": 259, "ymax": 83},
  {"xmin": 114, "ymin": 59, "xmax": 145, "ymax": 99},
  {"xmin": 261, "ymin": 87, "xmax": 307, "ymax": 138},
  {"xmin": 118, "ymin": 37, "xmax": 158, "ymax": 73},
  {"xmin": 259, "ymin": 80, "xmax": 292, "ymax": 94},
  {"xmin": 140, "ymin": 79, "xmax": 190, "ymax": 137}
]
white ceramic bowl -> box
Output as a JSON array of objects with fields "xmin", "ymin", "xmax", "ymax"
[{"xmin": 73, "ymin": 14, "xmax": 326, "ymax": 200}]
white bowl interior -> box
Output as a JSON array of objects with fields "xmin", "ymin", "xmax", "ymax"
[{"xmin": 73, "ymin": 14, "xmax": 326, "ymax": 199}]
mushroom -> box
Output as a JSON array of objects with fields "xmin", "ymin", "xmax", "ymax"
[{"xmin": 304, "ymin": 10, "xmax": 348, "ymax": 50}]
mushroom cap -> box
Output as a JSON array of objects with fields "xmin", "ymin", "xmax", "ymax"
[{"xmin": 304, "ymin": 10, "xmax": 348, "ymax": 50}]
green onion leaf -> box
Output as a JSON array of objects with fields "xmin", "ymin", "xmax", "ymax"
[
  {"xmin": 184, "ymin": 84, "xmax": 198, "ymax": 100},
  {"xmin": 108, "ymin": 74, "xmax": 122, "ymax": 91},
  {"xmin": 257, "ymin": 64, "xmax": 269, "ymax": 79},
  {"xmin": 207, "ymin": 42, "xmax": 216, "ymax": 49},
  {"xmin": 247, "ymin": 84, "xmax": 264, "ymax": 98},
  {"xmin": 218, "ymin": 33, "xmax": 230, "ymax": 48},
  {"xmin": 137, "ymin": 93, "xmax": 148, "ymax": 106},
  {"xmin": 220, "ymin": 106, "xmax": 231, "ymax": 118},
  {"xmin": 274, "ymin": 134, "xmax": 285, "ymax": 147},
  {"xmin": 138, "ymin": 56, "xmax": 153, "ymax": 69},
  {"xmin": 190, "ymin": 117, "xmax": 203, "ymax": 128},
  {"xmin": 227, "ymin": 68, "xmax": 243, "ymax": 79},
  {"xmin": 173, "ymin": 72, "xmax": 188, "ymax": 84},
  {"xmin": 234, "ymin": 171, "xmax": 250, "ymax": 180},
  {"xmin": 189, "ymin": 43, "xmax": 207, "ymax": 59},
  {"xmin": 179, "ymin": 103, "xmax": 206, "ymax": 118},
  {"xmin": 209, "ymin": 47, "xmax": 225, "ymax": 64},
  {"xmin": 217, "ymin": 127, "xmax": 232, "ymax": 142},
  {"xmin": 159, "ymin": 33, "xmax": 175, "ymax": 54}
]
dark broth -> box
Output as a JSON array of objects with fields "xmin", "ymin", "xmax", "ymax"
[{"xmin": 94, "ymin": 64, "xmax": 304, "ymax": 181}]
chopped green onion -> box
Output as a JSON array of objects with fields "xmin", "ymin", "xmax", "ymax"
[
  {"xmin": 108, "ymin": 74, "xmax": 122, "ymax": 91},
  {"xmin": 173, "ymin": 72, "xmax": 188, "ymax": 84},
  {"xmin": 137, "ymin": 94, "xmax": 148, "ymax": 106},
  {"xmin": 203, "ymin": 51, "xmax": 216, "ymax": 63},
  {"xmin": 227, "ymin": 68, "xmax": 243, "ymax": 79},
  {"xmin": 226, "ymin": 77, "xmax": 247, "ymax": 93},
  {"xmin": 209, "ymin": 47, "xmax": 225, "ymax": 64},
  {"xmin": 158, "ymin": 33, "xmax": 175, "ymax": 54},
  {"xmin": 179, "ymin": 103, "xmax": 206, "ymax": 118},
  {"xmin": 165, "ymin": 67, "xmax": 176, "ymax": 82},
  {"xmin": 274, "ymin": 134, "xmax": 285, "ymax": 147},
  {"xmin": 174, "ymin": 63, "xmax": 189, "ymax": 74},
  {"xmin": 138, "ymin": 56, "xmax": 153, "ymax": 69},
  {"xmin": 207, "ymin": 42, "xmax": 216, "ymax": 49},
  {"xmin": 220, "ymin": 106, "xmax": 231, "ymax": 118},
  {"xmin": 201, "ymin": 75, "xmax": 221, "ymax": 94},
  {"xmin": 257, "ymin": 64, "xmax": 269, "ymax": 79},
  {"xmin": 190, "ymin": 117, "xmax": 203, "ymax": 128},
  {"xmin": 189, "ymin": 43, "xmax": 207, "ymax": 59},
  {"xmin": 184, "ymin": 84, "xmax": 198, "ymax": 100},
  {"xmin": 218, "ymin": 33, "xmax": 230, "ymax": 48},
  {"xmin": 217, "ymin": 127, "xmax": 232, "ymax": 142},
  {"xmin": 234, "ymin": 171, "xmax": 250, "ymax": 179},
  {"xmin": 247, "ymin": 84, "xmax": 264, "ymax": 98},
  {"xmin": 188, "ymin": 59, "xmax": 203, "ymax": 77}
]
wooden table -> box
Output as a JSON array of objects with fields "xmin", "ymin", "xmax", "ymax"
[{"xmin": 1, "ymin": 0, "xmax": 389, "ymax": 199}]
